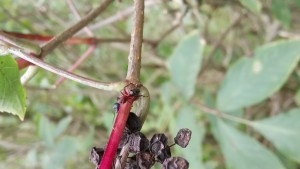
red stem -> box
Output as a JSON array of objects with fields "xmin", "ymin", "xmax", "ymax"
[
  {"xmin": 17, "ymin": 52, "xmax": 39, "ymax": 69},
  {"xmin": 17, "ymin": 58, "xmax": 33, "ymax": 69},
  {"xmin": 4, "ymin": 31, "xmax": 95, "ymax": 45},
  {"xmin": 99, "ymin": 96, "xmax": 136, "ymax": 169}
]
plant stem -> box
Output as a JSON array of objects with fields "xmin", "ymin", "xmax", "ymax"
[
  {"xmin": 192, "ymin": 99, "xmax": 253, "ymax": 126},
  {"xmin": 126, "ymin": 0, "xmax": 144, "ymax": 84},
  {"xmin": 80, "ymin": 0, "xmax": 161, "ymax": 35},
  {"xmin": 41, "ymin": 0, "xmax": 113, "ymax": 57},
  {"xmin": 4, "ymin": 31, "xmax": 132, "ymax": 45},
  {"xmin": 98, "ymin": 96, "xmax": 137, "ymax": 169},
  {"xmin": 66, "ymin": 0, "xmax": 94, "ymax": 36},
  {"xmin": 53, "ymin": 45, "xmax": 96, "ymax": 88},
  {"xmin": 8, "ymin": 47, "xmax": 124, "ymax": 91},
  {"xmin": 98, "ymin": 1, "xmax": 148, "ymax": 168}
]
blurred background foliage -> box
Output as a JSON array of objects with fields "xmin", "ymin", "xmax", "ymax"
[{"xmin": 1, "ymin": 0, "xmax": 300, "ymax": 168}]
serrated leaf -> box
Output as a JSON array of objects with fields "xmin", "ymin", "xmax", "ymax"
[
  {"xmin": 217, "ymin": 40, "xmax": 300, "ymax": 112},
  {"xmin": 0, "ymin": 55, "xmax": 26, "ymax": 120},
  {"xmin": 271, "ymin": 0, "xmax": 291, "ymax": 27},
  {"xmin": 167, "ymin": 31, "xmax": 205, "ymax": 100},
  {"xmin": 174, "ymin": 107, "xmax": 205, "ymax": 169},
  {"xmin": 214, "ymin": 119, "xmax": 285, "ymax": 169},
  {"xmin": 251, "ymin": 108, "xmax": 300, "ymax": 162},
  {"xmin": 239, "ymin": 0, "xmax": 262, "ymax": 13}
]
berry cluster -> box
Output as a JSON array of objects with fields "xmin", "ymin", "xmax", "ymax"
[
  {"xmin": 90, "ymin": 112, "xmax": 191, "ymax": 169},
  {"xmin": 90, "ymin": 86, "xmax": 191, "ymax": 169}
]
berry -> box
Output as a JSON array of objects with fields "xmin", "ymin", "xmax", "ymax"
[
  {"xmin": 162, "ymin": 157, "xmax": 189, "ymax": 169},
  {"xmin": 174, "ymin": 128, "xmax": 192, "ymax": 148}
]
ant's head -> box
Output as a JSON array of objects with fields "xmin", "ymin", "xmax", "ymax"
[{"xmin": 129, "ymin": 88, "xmax": 140, "ymax": 96}]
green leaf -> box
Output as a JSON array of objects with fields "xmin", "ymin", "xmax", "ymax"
[
  {"xmin": 217, "ymin": 40, "xmax": 300, "ymax": 112},
  {"xmin": 251, "ymin": 108, "xmax": 300, "ymax": 163},
  {"xmin": 167, "ymin": 31, "xmax": 205, "ymax": 100},
  {"xmin": 295, "ymin": 0, "xmax": 300, "ymax": 7},
  {"xmin": 42, "ymin": 137, "xmax": 77, "ymax": 169},
  {"xmin": 239, "ymin": 0, "xmax": 262, "ymax": 13},
  {"xmin": 54, "ymin": 116, "xmax": 72, "ymax": 138},
  {"xmin": 214, "ymin": 119, "xmax": 285, "ymax": 169},
  {"xmin": 39, "ymin": 115, "xmax": 55, "ymax": 147},
  {"xmin": 271, "ymin": 0, "xmax": 291, "ymax": 27},
  {"xmin": 174, "ymin": 107, "xmax": 205, "ymax": 169},
  {"xmin": 0, "ymin": 55, "xmax": 26, "ymax": 120}
]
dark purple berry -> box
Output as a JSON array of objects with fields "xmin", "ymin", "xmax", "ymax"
[
  {"xmin": 124, "ymin": 156, "xmax": 139, "ymax": 169},
  {"xmin": 162, "ymin": 156, "xmax": 189, "ymax": 169},
  {"xmin": 126, "ymin": 112, "xmax": 141, "ymax": 133},
  {"xmin": 128, "ymin": 132, "xmax": 149, "ymax": 153},
  {"xmin": 149, "ymin": 140, "xmax": 164, "ymax": 155},
  {"xmin": 156, "ymin": 146, "xmax": 171, "ymax": 163},
  {"xmin": 89, "ymin": 147, "xmax": 104, "ymax": 166},
  {"xmin": 150, "ymin": 133, "xmax": 168, "ymax": 156},
  {"xmin": 136, "ymin": 151, "xmax": 155, "ymax": 169},
  {"xmin": 118, "ymin": 129, "xmax": 130, "ymax": 148},
  {"xmin": 150, "ymin": 133, "xmax": 168, "ymax": 147},
  {"xmin": 174, "ymin": 128, "xmax": 192, "ymax": 148}
]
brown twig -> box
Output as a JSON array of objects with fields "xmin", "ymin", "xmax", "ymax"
[
  {"xmin": 41, "ymin": 0, "xmax": 113, "ymax": 57},
  {"xmin": 152, "ymin": 7, "xmax": 188, "ymax": 48},
  {"xmin": 114, "ymin": 1, "xmax": 147, "ymax": 168},
  {"xmin": 78, "ymin": 0, "xmax": 161, "ymax": 36},
  {"xmin": 66, "ymin": 0, "xmax": 94, "ymax": 36},
  {"xmin": 126, "ymin": 0, "xmax": 144, "ymax": 84}
]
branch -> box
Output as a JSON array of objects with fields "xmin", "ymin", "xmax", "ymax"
[
  {"xmin": 3, "ymin": 31, "xmax": 132, "ymax": 45},
  {"xmin": 4, "ymin": 30, "xmax": 158, "ymax": 46},
  {"xmin": 152, "ymin": 8, "xmax": 188, "ymax": 48},
  {"xmin": 126, "ymin": 0, "xmax": 144, "ymax": 84},
  {"xmin": 201, "ymin": 12, "xmax": 246, "ymax": 72},
  {"xmin": 53, "ymin": 45, "xmax": 96, "ymax": 87},
  {"xmin": 53, "ymin": 0, "xmax": 96, "ymax": 87},
  {"xmin": 78, "ymin": 0, "xmax": 161, "ymax": 36},
  {"xmin": 21, "ymin": 66, "xmax": 39, "ymax": 85},
  {"xmin": 8, "ymin": 47, "xmax": 125, "ymax": 91},
  {"xmin": 41, "ymin": 0, "xmax": 114, "ymax": 57},
  {"xmin": 66, "ymin": 0, "xmax": 94, "ymax": 36},
  {"xmin": 97, "ymin": 1, "xmax": 149, "ymax": 168},
  {"xmin": 192, "ymin": 99, "xmax": 253, "ymax": 126}
]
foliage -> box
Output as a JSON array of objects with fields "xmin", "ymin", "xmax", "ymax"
[
  {"xmin": 0, "ymin": 55, "xmax": 26, "ymax": 120},
  {"xmin": 1, "ymin": 0, "xmax": 300, "ymax": 169}
]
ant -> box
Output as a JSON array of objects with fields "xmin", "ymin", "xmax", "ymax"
[
  {"xmin": 112, "ymin": 84, "xmax": 141, "ymax": 121},
  {"xmin": 118, "ymin": 84, "xmax": 141, "ymax": 104}
]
